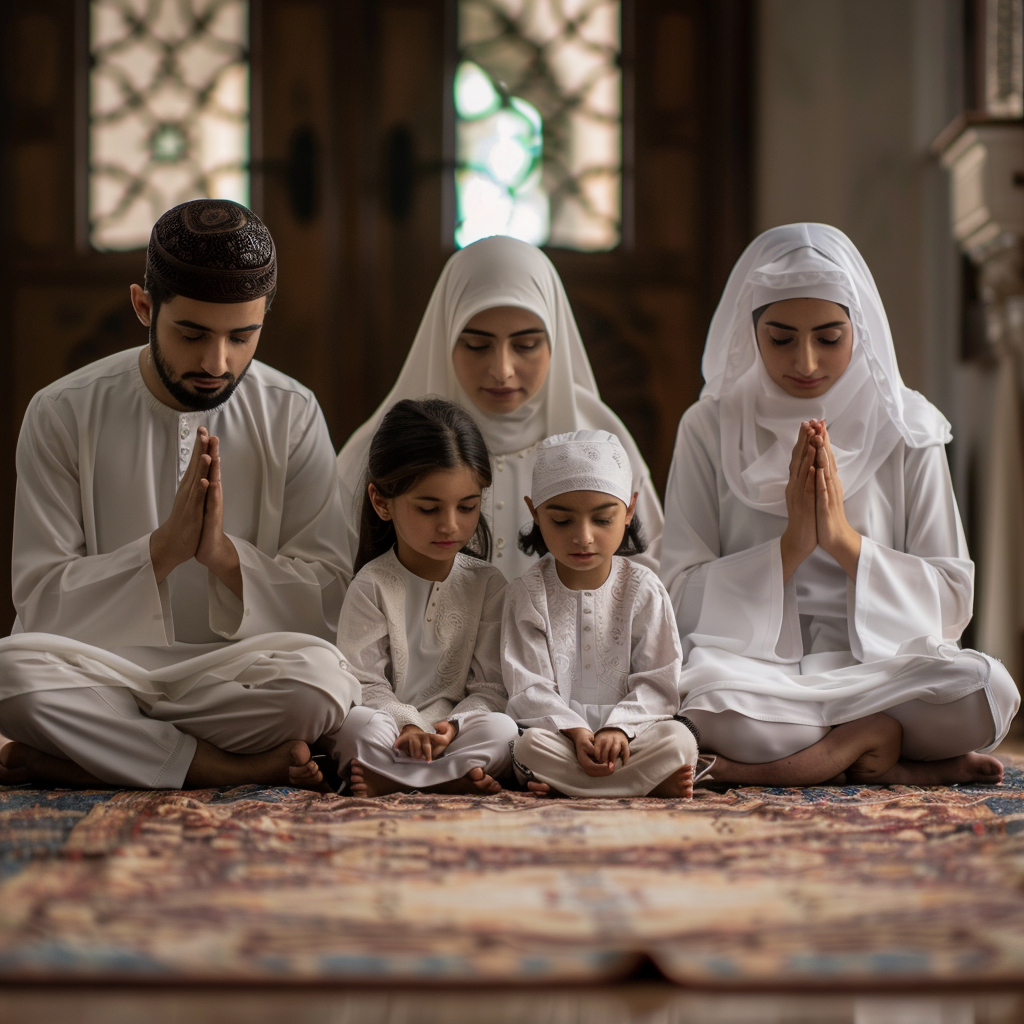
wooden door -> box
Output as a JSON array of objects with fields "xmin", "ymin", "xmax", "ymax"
[{"xmin": 0, "ymin": 0, "xmax": 751, "ymax": 629}]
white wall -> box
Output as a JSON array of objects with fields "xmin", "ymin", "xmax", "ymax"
[{"xmin": 756, "ymin": 0, "xmax": 993, "ymax": 517}]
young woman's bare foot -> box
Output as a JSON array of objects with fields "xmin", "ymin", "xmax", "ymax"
[
  {"xmin": 649, "ymin": 763, "xmax": 694, "ymax": 799},
  {"xmin": 872, "ymin": 752, "xmax": 1004, "ymax": 787},
  {"xmin": 183, "ymin": 738, "xmax": 322, "ymax": 789},
  {"xmin": 707, "ymin": 713, "xmax": 903, "ymax": 787},
  {"xmin": 0, "ymin": 741, "xmax": 106, "ymax": 788},
  {"xmin": 347, "ymin": 759, "xmax": 403, "ymax": 797}
]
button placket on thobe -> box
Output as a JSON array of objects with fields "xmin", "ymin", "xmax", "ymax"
[
  {"xmin": 425, "ymin": 582, "xmax": 441, "ymax": 625},
  {"xmin": 579, "ymin": 590, "xmax": 598, "ymax": 699},
  {"xmin": 175, "ymin": 412, "xmax": 206, "ymax": 485}
]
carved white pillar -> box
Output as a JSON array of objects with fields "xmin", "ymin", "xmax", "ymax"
[{"xmin": 938, "ymin": 120, "xmax": 1024, "ymax": 702}]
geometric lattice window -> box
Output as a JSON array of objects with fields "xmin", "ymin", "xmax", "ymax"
[
  {"xmin": 456, "ymin": 0, "xmax": 621, "ymax": 252},
  {"xmin": 89, "ymin": 0, "xmax": 250, "ymax": 251}
]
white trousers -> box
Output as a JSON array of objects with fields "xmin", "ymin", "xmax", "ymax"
[
  {"xmin": 335, "ymin": 706, "xmax": 519, "ymax": 787},
  {"xmin": 513, "ymin": 721, "xmax": 698, "ymax": 797},
  {"xmin": 685, "ymin": 687, "xmax": 1005, "ymax": 764},
  {"xmin": 0, "ymin": 639, "xmax": 360, "ymax": 788}
]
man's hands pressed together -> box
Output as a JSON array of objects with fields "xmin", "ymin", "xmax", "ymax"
[{"xmin": 150, "ymin": 427, "xmax": 243, "ymax": 599}]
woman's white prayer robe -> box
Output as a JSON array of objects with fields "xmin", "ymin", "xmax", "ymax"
[
  {"xmin": 334, "ymin": 549, "xmax": 517, "ymax": 786},
  {"xmin": 0, "ymin": 349, "xmax": 359, "ymax": 786},
  {"xmin": 661, "ymin": 398, "xmax": 1020, "ymax": 758},
  {"xmin": 502, "ymin": 554, "xmax": 697, "ymax": 795}
]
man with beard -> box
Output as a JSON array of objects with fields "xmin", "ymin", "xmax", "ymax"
[{"xmin": 0, "ymin": 199, "xmax": 358, "ymax": 790}]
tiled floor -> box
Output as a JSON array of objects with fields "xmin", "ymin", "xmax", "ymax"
[{"xmin": 0, "ymin": 987, "xmax": 1021, "ymax": 1023}]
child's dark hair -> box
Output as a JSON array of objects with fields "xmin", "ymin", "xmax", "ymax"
[
  {"xmin": 518, "ymin": 510, "xmax": 647, "ymax": 558},
  {"xmin": 355, "ymin": 397, "xmax": 493, "ymax": 572}
]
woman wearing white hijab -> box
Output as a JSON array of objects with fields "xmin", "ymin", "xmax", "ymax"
[
  {"xmin": 336, "ymin": 236, "xmax": 663, "ymax": 581},
  {"xmin": 661, "ymin": 223, "xmax": 1019, "ymax": 787}
]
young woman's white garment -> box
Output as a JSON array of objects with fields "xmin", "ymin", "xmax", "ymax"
[
  {"xmin": 503, "ymin": 554, "xmax": 697, "ymax": 796},
  {"xmin": 660, "ymin": 223, "xmax": 1020, "ymax": 762},
  {"xmin": 334, "ymin": 549, "xmax": 517, "ymax": 786},
  {"xmin": 334, "ymin": 236, "xmax": 663, "ymax": 580}
]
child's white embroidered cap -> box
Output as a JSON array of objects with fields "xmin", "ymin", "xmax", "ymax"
[{"xmin": 531, "ymin": 430, "xmax": 634, "ymax": 508}]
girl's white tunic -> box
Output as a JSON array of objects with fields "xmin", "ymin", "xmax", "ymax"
[
  {"xmin": 502, "ymin": 554, "xmax": 682, "ymax": 738},
  {"xmin": 335, "ymin": 236, "xmax": 663, "ymax": 580},
  {"xmin": 336, "ymin": 549, "xmax": 509, "ymax": 731}
]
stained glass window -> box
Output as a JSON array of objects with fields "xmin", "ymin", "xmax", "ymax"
[
  {"xmin": 89, "ymin": 0, "xmax": 250, "ymax": 251},
  {"xmin": 455, "ymin": 0, "xmax": 622, "ymax": 251}
]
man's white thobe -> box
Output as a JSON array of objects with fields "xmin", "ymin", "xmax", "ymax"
[{"xmin": 0, "ymin": 348, "xmax": 359, "ymax": 786}]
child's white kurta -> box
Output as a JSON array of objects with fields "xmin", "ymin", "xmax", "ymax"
[
  {"xmin": 334, "ymin": 549, "xmax": 517, "ymax": 785},
  {"xmin": 502, "ymin": 554, "xmax": 696, "ymax": 795},
  {"xmin": 0, "ymin": 349, "xmax": 360, "ymax": 787},
  {"xmin": 660, "ymin": 399, "xmax": 1020, "ymax": 758}
]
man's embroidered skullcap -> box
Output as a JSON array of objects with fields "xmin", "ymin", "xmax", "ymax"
[
  {"xmin": 531, "ymin": 430, "xmax": 634, "ymax": 508},
  {"xmin": 145, "ymin": 199, "xmax": 277, "ymax": 303}
]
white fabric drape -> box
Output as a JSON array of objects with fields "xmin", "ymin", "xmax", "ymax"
[{"xmin": 335, "ymin": 236, "xmax": 663, "ymax": 579}]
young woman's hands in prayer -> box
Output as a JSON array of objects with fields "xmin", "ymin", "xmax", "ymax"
[
  {"xmin": 593, "ymin": 728, "xmax": 630, "ymax": 771},
  {"xmin": 780, "ymin": 421, "xmax": 819, "ymax": 581},
  {"xmin": 564, "ymin": 727, "xmax": 616, "ymax": 776},
  {"xmin": 814, "ymin": 421, "xmax": 862, "ymax": 578}
]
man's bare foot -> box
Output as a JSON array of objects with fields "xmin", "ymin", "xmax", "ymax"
[
  {"xmin": 183, "ymin": 738, "xmax": 322, "ymax": 789},
  {"xmin": 0, "ymin": 743, "xmax": 30, "ymax": 785},
  {"xmin": 649, "ymin": 763, "xmax": 694, "ymax": 799},
  {"xmin": 0, "ymin": 741, "xmax": 106, "ymax": 788},
  {"xmin": 872, "ymin": 752, "xmax": 1004, "ymax": 787},
  {"xmin": 347, "ymin": 759, "xmax": 404, "ymax": 797},
  {"xmin": 707, "ymin": 713, "xmax": 904, "ymax": 788}
]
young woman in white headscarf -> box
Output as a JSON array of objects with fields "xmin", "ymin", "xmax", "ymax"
[
  {"xmin": 335, "ymin": 236, "xmax": 663, "ymax": 582},
  {"xmin": 660, "ymin": 223, "xmax": 1019, "ymax": 787}
]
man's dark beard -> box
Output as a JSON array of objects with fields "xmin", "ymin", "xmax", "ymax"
[{"xmin": 149, "ymin": 326, "xmax": 252, "ymax": 411}]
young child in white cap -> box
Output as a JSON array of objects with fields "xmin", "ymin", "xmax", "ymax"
[{"xmin": 502, "ymin": 430, "xmax": 708, "ymax": 798}]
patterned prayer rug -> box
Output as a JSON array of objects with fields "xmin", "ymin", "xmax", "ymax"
[{"xmin": 1, "ymin": 761, "xmax": 1022, "ymax": 987}]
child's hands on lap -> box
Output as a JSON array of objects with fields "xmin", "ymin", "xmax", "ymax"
[
  {"xmin": 394, "ymin": 724, "xmax": 434, "ymax": 761},
  {"xmin": 564, "ymin": 727, "xmax": 616, "ymax": 776},
  {"xmin": 394, "ymin": 721, "xmax": 457, "ymax": 761},
  {"xmin": 593, "ymin": 728, "xmax": 630, "ymax": 769},
  {"xmin": 428, "ymin": 719, "xmax": 457, "ymax": 758}
]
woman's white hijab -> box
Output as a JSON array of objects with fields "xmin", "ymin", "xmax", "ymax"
[
  {"xmin": 704, "ymin": 222, "xmax": 951, "ymax": 515},
  {"xmin": 336, "ymin": 234, "xmax": 652, "ymax": 485}
]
